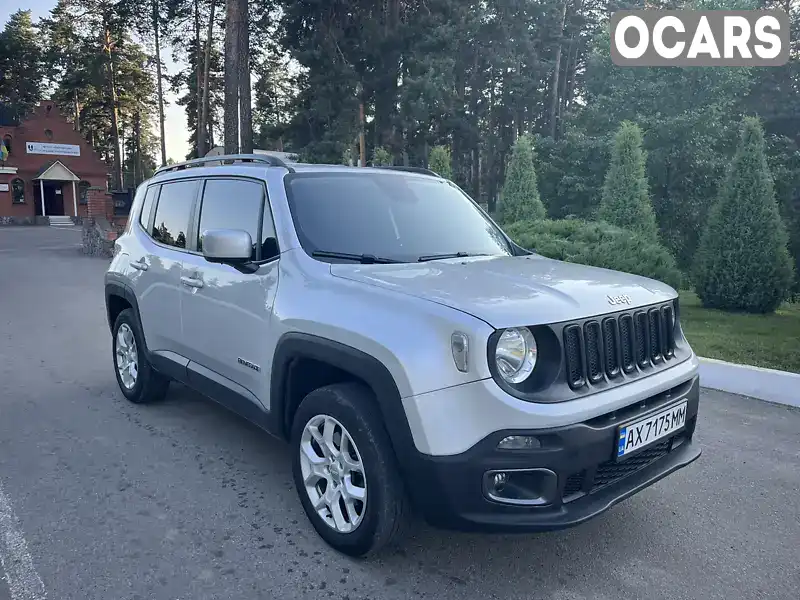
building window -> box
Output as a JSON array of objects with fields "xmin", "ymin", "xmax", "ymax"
[
  {"xmin": 2, "ymin": 135, "xmax": 11, "ymax": 155},
  {"xmin": 78, "ymin": 181, "xmax": 90, "ymax": 205},
  {"xmin": 11, "ymin": 179, "xmax": 25, "ymax": 204}
]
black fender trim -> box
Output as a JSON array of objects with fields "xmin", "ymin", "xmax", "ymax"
[
  {"xmin": 104, "ymin": 276, "xmax": 156, "ymax": 368},
  {"xmin": 269, "ymin": 332, "xmax": 419, "ymax": 479},
  {"xmin": 104, "ymin": 278, "xmax": 139, "ymax": 332}
]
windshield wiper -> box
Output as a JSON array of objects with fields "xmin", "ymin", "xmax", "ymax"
[
  {"xmin": 417, "ymin": 252, "xmax": 490, "ymax": 262},
  {"xmin": 312, "ymin": 250, "xmax": 402, "ymax": 264}
]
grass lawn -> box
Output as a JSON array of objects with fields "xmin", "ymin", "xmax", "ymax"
[{"xmin": 678, "ymin": 291, "xmax": 800, "ymax": 373}]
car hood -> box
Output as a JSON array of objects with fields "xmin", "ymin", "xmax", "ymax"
[{"xmin": 330, "ymin": 254, "xmax": 677, "ymax": 328}]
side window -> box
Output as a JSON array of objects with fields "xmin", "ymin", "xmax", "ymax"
[
  {"xmin": 138, "ymin": 185, "xmax": 159, "ymax": 230},
  {"xmin": 197, "ymin": 178, "xmax": 269, "ymax": 261},
  {"xmin": 151, "ymin": 180, "xmax": 198, "ymax": 249},
  {"xmin": 261, "ymin": 194, "xmax": 279, "ymax": 260},
  {"xmin": 78, "ymin": 181, "xmax": 90, "ymax": 205},
  {"xmin": 11, "ymin": 179, "xmax": 25, "ymax": 203}
]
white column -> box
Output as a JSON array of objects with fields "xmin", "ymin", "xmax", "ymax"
[
  {"xmin": 71, "ymin": 180, "xmax": 78, "ymax": 217},
  {"xmin": 39, "ymin": 180, "xmax": 46, "ymax": 217}
]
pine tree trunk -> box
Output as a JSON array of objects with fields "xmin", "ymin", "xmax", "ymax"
[
  {"xmin": 548, "ymin": 0, "xmax": 568, "ymax": 139},
  {"xmin": 73, "ymin": 89, "xmax": 80, "ymax": 132},
  {"xmin": 237, "ymin": 0, "xmax": 252, "ymax": 154},
  {"xmin": 194, "ymin": 0, "xmax": 203, "ymax": 157},
  {"xmin": 104, "ymin": 24, "xmax": 123, "ymax": 191},
  {"xmin": 198, "ymin": 0, "xmax": 216, "ymax": 157},
  {"xmin": 224, "ymin": 0, "xmax": 240, "ymax": 154},
  {"xmin": 135, "ymin": 111, "xmax": 143, "ymax": 185},
  {"xmin": 153, "ymin": 0, "xmax": 167, "ymax": 165},
  {"xmin": 560, "ymin": 0, "xmax": 583, "ymax": 130}
]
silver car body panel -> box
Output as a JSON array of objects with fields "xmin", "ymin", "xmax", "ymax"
[
  {"xmin": 330, "ymin": 254, "xmax": 677, "ymax": 329},
  {"xmin": 402, "ymin": 354, "xmax": 700, "ymax": 456},
  {"xmin": 109, "ymin": 163, "xmax": 697, "ymax": 458}
]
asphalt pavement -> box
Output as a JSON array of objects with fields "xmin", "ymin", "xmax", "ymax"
[{"xmin": 1, "ymin": 226, "xmax": 798, "ymax": 600}]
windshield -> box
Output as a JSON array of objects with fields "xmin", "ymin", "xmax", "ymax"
[{"xmin": 284, "ymin": 171, "xmax": 513, "ymax": 263}]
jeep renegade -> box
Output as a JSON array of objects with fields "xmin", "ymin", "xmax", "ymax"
[{"xmin": 104, "ymin": 154, "xmax": 701, "ymax": 557}]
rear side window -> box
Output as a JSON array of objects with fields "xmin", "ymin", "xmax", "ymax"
[
  {"xmin": 197, "ymin": 178, "xmax": 275, "ymax": 261},
  {"xmin": 151, "ymin": 180, "xmax": 199, "ymax": 249},
  {"xmin": 138, "ymin": 185, "xmax": 159, "ymax": 230}
]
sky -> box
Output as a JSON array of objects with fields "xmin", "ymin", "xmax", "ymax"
[{"xmin": 2, "ymin": 1, "xmax": 192, "ymax": 163}]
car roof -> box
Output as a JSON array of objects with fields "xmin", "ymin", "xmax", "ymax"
[{"xmin": 148, "ymin": 154, "xmax": 442, "ymax": 185}]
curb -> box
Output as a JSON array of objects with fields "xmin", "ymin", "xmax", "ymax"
[{"xmin": 698, "ymin": 357, "xmax": 800, "ymax": 409}]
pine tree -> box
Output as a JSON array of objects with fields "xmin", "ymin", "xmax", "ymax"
[
  {"xmin": 0, "ymin": 10, "xmax": 45, "ymax": 118},
  {"xmin": 428, "ymin": 145, "xmax": 452, "ymax": 179},
  {"xmin": 694, "ymin": 117, "xmax": 795, "ymax": 313},
  {"xmin": 598, "ymin": 121, "xmax": 659, "ymax": 240},
  {"xmin": 499, "ymin": 134, "xmax": 546, "ymax": 223}
]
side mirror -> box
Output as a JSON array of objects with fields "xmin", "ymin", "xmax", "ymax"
[{"xmin": 200, "ymin": 229, "xmax": 253, "ymax": 265}]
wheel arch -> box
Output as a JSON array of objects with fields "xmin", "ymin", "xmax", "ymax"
[
  {"xmin": 105, "ymin": 280, "xmax": 137, "ymax": 330},
  {"xmin": 269, "ymin": 333, "xmax": 417, "ymax": 467}
]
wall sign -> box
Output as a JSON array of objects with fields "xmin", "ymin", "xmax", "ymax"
[
  {"xmin": 25, "ymin": 142, "xmax": 81, "ymax": 157},
  {"xmin": 0, "ymin": 183, "xmax": 9, "ymax": 192}
]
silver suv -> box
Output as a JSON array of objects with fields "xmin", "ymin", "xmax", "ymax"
[{"xmin": 104, "ymin": 154, "xmax": 701, "ymax": 557}]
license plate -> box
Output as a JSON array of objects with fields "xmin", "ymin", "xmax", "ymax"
[{"xmin": 617, "ymin": 401, "xmax": 688, "ymax": 459}]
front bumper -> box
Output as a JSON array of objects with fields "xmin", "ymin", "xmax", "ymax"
[{"xmin": 404, "ymin": 375, "xmax": 701, "ymax": 532}]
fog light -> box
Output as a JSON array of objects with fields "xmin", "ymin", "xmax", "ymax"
[
  {"xmin": 483, "ymin": 469, "xmax": 556, "ymax": 506},
  {"xmin": 497, "ymin": 435, "xmax": 541, "ymax": 450}
]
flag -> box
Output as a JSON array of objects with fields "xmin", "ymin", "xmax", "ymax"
[{"xmin": 0, "ymin": 139, "xmax": 8, "ymax": 161}]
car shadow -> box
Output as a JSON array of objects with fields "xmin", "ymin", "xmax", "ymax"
[{"xmin": 137, "ymin": 381, "xmax": 673, "ymax": 599}]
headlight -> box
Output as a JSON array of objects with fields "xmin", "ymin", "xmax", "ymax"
[{"xmin": 495, "ymin": 328, "xmax": 537, "ymax": 383}]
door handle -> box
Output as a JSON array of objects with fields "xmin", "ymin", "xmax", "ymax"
[
  {"xmin": 180, "ymin": 275, "xmax": 204, "ymax": 289},
  {"xmin": 130, "ymin": 258, "xmax": 148, "ymax": 271}
]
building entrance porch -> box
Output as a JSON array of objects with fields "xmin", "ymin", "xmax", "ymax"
[{"xmin": 32, "ymin": 160, "xmax": 81, "ymax": 217}]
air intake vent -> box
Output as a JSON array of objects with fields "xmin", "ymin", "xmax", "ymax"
[
  {"xmin": 618, "ymin": 314, "xmax": 636, "ymax": 373},
  {"xmin": 584, "ymin": 321, "xmax": 603, "ymax": 383},
  {"xmin": 602, "ymin": 318, "xmax": 620, "ymax": 378},
  {"xmin": 648, "ymin": 308, "xmax": 663, "ymax": 364},
  {"xmin": 662, "ymin": 305, "xmax": 675, "ymax": 357},
  {"xmin": 634, "ymin": 312, "xmax": 650, "ymax": 368},
  {"xmin": 563, "ymin": 325, "xmax": 585, "ymax": 389}
]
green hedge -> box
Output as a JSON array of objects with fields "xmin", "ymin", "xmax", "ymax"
[{"xmin": 505, "ymin": 219, "xmax": 684, "ymax": 290}]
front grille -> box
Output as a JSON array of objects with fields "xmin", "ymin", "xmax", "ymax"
[
  {"xmin": 591, "ymin": 439, "xmax": 671, "ymax": 492},
  {"xmin": 561, "ymin": 437, "xmax": 675, "ymax": 503},
  {"xmin": 562, "ymin": 301, "xmax": 677, "ymax": 390},
  {"xmin": 563, "ymin": 471, "xmax": 585, "ymax": 497}
]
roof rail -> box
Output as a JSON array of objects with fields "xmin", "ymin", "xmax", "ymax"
[
  {"xmin": 154, "ymin": 153, "xmax": 295, "ymax": 176},
  {"xmin": 375, "ymin": 166, "xmax": 441, "ymax": 178}
]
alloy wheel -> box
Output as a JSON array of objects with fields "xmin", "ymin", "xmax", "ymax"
[
  {"xmin": 299, "ymin": 414, "xmax": 367, "ymax": 533},
  {"xmin": 115, "ymin": 323, "xmax": 139, "ymax": 390}
]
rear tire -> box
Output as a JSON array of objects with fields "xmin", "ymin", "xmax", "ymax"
[
  {"xmin": 291, "ymin": 382, "xmax": 410, "ymax": 557},
  {"xmin": 112, "ymin": 308, "xmax": 169, "ymax": 404}
]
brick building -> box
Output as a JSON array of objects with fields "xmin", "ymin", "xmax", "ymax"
[{"xmin": 0, "ymin": 100, "xmax": 112, "ymax": 223}]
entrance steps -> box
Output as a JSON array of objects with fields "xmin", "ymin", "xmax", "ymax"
[{"xmin": 49, "ymin": 216, "xmax": 75, "ymax": 228}]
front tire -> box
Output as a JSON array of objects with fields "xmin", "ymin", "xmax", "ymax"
[
  {"xmin": 291, "ymin": 383, "xmax": 410, "ymax": 557},
  {"xmin": 112, "ymin": 308, "xmax": 169, "ymax": 404}
]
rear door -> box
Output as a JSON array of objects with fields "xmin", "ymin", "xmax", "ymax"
[
  {"xmin": 128, "ymin": 179, "xmax": 200, "ymax": 359},
  {"xmin": 179, "ymin": 177, "xmax": 281, "ymax": 410}
]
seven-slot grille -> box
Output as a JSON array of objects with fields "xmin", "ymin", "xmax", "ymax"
[{"xmin": 563, "ymin": 302, "xmax": 677, "ymax": 390}]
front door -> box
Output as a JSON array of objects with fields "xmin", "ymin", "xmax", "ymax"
[
  {"xmin": 33, "ymin": 182, "xmax": 65, "ymax": 216},
  {"xmin": 180, "ymin": 177, "xmax": 280, "ymax": 410}
]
